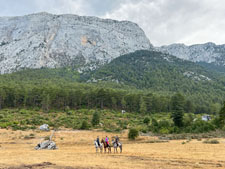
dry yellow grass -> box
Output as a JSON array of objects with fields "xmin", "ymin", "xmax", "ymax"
[{"xmin": 0, "ymin": 129, "xmax": 225, "ymax": 169}]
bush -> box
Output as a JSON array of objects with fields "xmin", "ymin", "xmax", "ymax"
[
  {"xmin": 92, "ymin": 112, "xmax": 100, "ymax": 126},
  {"xmin": 159, "ymin": 128, "xmax": 169, "ymax": 134},
  {"xmin": 188, "ymin": 120, "xmax": 215, "ymax": 133},
  {"xmin": 128, "ymin": 128, "xmax": 139, "ymax": 140},
  {"xmin": 151, "ymin": 118, "xmax": 158, "ymax": 126},
  {"xmin": 0, "ymin": 114, "xmax": 4, "ymax": 119},
  {"xmin": 141, "ymin": 128, "xmax": 148, "ymax": 133},
  {"xmin": 143, "ymin": 117, "xmax": 150, "ymax": 125},
  {"xmin": 158, "ymin": 120, "xmax": 171, "ymax": 128},
  {"xmin": 203, "ymin": 139, "xmax": 219, "ymax": 144},
  {"xmin": 80, "ymin": 120, "xmax": 89, "ymax": 130}
]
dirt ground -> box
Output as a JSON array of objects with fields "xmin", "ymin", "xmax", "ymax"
[{"xmin": 0, "ymin": 129, "xmax": 225, "ymax": 169}]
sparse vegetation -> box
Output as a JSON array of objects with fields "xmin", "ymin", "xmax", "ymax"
[{"xmin": 203, "ymin": 139, "xmax": 219, "ymax": 144}]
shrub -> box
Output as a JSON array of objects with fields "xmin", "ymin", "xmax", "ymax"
[
  {"xmin": 80, "ymin": 120, "xmax": 89, "ymax": 130},
  {"xmin": 24, "ymin": 135, "xmax": 31, "ymax": 139},
  {"xmin": 151, "ymin": 118, "xmax": 158, "ymax": 126},
  {"xmin": 141, "ymin": 128, "xmax": 148, "ymax": 133},
  {"xmin": 159, "ymin": 128, "xmax": 169, "ymax": 134},
  {"xmin": 0, "ymin": 114, "xmax": 4, "ymax": 119},
  {"xmin": 44, "ymin": 136, "xmax": 50, "ymax": 140},
  {"xmin": 29, "ymin": 133, "xmax": 35, "ymax": 137},
  {"xmin": 190, "ymin": 120, "xmax": 215, "ymax": 133},
  {"xmin": 203, "ymin": 139, "xmax": 219, "ymax": 144},
  {"xmin": 92, "ymin": 112, "xmax": 100, "ymax": 126},
  {"xmin": 158, "ymin": 120, "xmax": 171, "ymax": 128},
  {"xmin": 24, "ymin": 134, "xmax": 35, "ymax": 139},
  {"xmin": 115, "ymin": 128, "xmax": 121, "ymax": 132},
  {"xmin": 143, "ymin": 117, "xmax": 150, "ymax": 125},
  {"xmin": 128, "ymin": 128, "xmax": 139, "ymax": 140}
]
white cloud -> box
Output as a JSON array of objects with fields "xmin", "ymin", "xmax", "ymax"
[
  {"xmin": 0, "ymin": 0, "xmax": 225, "ymax": 46},
  {"xmin": 103, "ymin": 0, "xmax": 225, "ymax": 46}
]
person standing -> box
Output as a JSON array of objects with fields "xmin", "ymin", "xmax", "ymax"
[
  {"xmin": 96, "ymin": 136, "xmax": 100, "ymax": 146},
  {"xmin": 115, "ymin": 135, "xmax": 119, "ymax": 146},
  {"xmin": 105, "ymin": 136, "xmax": 109, "ymax": 147}
]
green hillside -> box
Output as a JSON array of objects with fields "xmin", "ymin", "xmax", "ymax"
[{"xmin": 82, "ymin": 50, "xmax": 225, "ymax": 104}]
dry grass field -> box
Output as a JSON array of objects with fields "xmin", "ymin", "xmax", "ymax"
[{"xmin": 0, "ymin": 129, "xmax": 225, "ymax": 169}]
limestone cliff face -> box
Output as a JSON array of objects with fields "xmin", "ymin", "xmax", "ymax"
[
  {"xmin": 0, "ymin": 12, "xmax": 152, "ymax": 74},
  {"xmin": 158, "ymin": 42, "xmax": 225, "ymax": 66}
]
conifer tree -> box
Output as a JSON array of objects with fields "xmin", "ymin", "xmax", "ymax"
[
  {"xmin": 219, "ymin": 102, "xmax": 225, "ymax": 127},
  {"xmin": 171, "ymin": 93, "xmax": 185, "ymax": 127},
  {"xmin": 41, "ymin": 92, "xmax": 50, "ymax": 113},
  {"xmin": 139, "ymin": 97, "xmax": 147, "ymax": 114}
]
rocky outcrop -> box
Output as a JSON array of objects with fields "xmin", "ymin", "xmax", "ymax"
[
  {"xmin": 0, "ymin": 12, "xmax": 152, "ymax": 74},
  {"xmin": 158, "ymin": 42, "xmax": 225, "ymax": 66},
  {"xmin": 35, "ymin": 140, "xmax": 57, "ymax": 150},
  {"xmin": 39, "ymin": 124, "xmax": 49, "ymax": 131}
]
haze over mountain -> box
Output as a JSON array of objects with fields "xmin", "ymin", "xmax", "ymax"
[{"xmin": 0, "ymin": 12, "xmax": 152, "ymax": 74}]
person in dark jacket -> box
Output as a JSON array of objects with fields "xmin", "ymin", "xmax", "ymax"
[
  {"xmin": 96, "ymin": 136, "xmax": 100, "ymax": 146},
  {"xmin": 115, "ymin": 135, "xmax": 119, "ymax": 146}
]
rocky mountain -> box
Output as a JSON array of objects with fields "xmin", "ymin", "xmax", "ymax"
[
  {"xmin": 158, "ymin": 42, "xmax": 225, "ymax": 66},
  {"xmin": 0, "ymin": 12, "xmax": 152, "ymax": 74}
]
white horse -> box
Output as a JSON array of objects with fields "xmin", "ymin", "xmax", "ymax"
[
  {"xmin": 94, "ymin": 140, "xmax": 103, "ymax": 153},
  {"xmin": 112, "ymin": 141, "xmax": 122, "ymax": 153}
]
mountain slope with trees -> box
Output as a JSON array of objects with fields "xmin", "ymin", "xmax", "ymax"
[
  {"xmin": 0, "ymin": 50, "xmax": 224, "ymax": 115},
  {"xmin": 82, "ymin": 50, "xmax": 225, "ymax": 105}
]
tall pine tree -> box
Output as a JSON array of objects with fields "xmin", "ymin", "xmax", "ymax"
[
  {"xmin": 139, "ymin": 97, "xmax": 147, "ymax": 114},
  {"xmin": 171, "ymin": 93, "xmax": 185, "ymax": 127},
  {"xmin": 41, "ymin": 92, "xmax": 50, "ymax": 113},
  {"xmin": 219, "ymin": 102, "xmax": 225, "ymax": 127}
]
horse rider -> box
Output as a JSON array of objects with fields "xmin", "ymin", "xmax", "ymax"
[
  {"xmin": 105, "ymin": 136, "xmax": 109, "ymax": 147},
  {"xmin": 96, "ymin": 136, "xmax": 100, "ymax": 147},
  {"xmin": 115, "ymin": 135, "xmax": 119, "ymax": 146}
]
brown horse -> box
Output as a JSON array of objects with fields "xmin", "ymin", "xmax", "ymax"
[{"xmin": 101, "ymin": 139, "xmax": 111, "ymax": 153}]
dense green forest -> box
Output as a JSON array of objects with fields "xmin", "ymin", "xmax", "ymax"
[{"xmin": 0, "ymin": 50, "xmax": 224, "ymax": 115}]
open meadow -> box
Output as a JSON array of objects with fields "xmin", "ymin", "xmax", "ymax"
[{"xmin": 0, "ymin": 129, "xmax": 225, "ymax": 169}]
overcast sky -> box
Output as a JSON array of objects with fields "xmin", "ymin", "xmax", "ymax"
[{"xmin": 0, "ymin": 0, "xmax": 224, "ymax": 46}]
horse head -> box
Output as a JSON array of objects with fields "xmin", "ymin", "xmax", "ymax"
[{"xmin": 94, "ymin": 140, "xmax": 98, "ymax": 147}]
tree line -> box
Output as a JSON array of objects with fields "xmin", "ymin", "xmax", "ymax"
[{"xmin": 0, "ymin": 84, "xmax": 221, "ymax": 114}]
